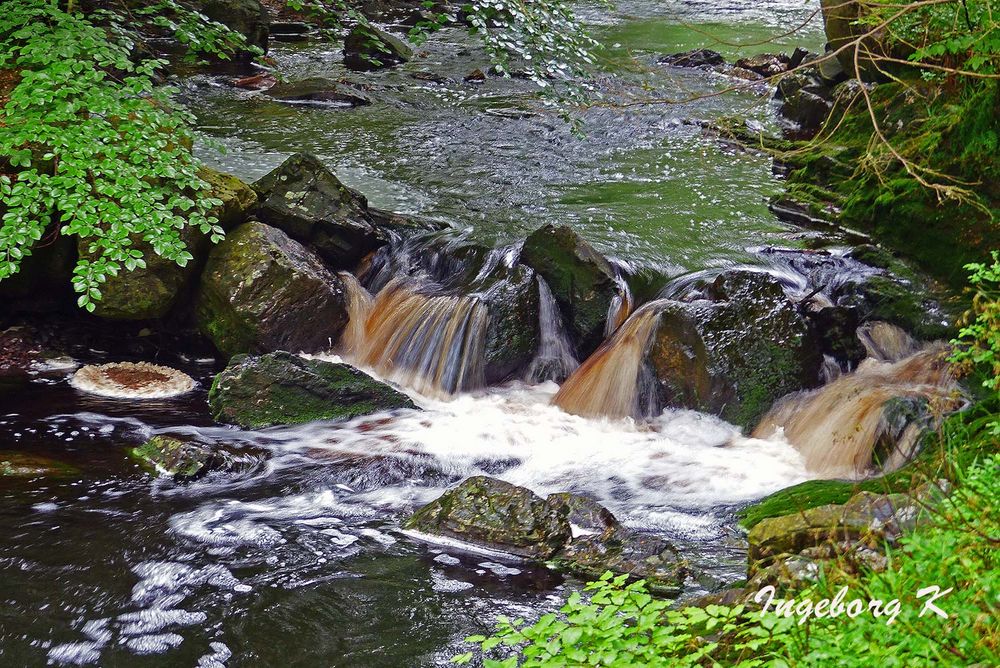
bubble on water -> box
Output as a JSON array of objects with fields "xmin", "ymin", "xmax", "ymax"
[{"xmin": 430, "ymin": 570, "xmax": 474, "ymax": 593}]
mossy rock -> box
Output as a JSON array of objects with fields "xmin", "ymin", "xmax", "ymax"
[
  {"xmin": 405, "ymin": 476, "xmax": 571, "ymax": 559},
  {"xmin": 520, "ymin": 224, "xmax": 618, "ymax": 359},
  {"xmin": 649, "ymin": 270, "xmax": 822, "ymax": 429},
  {"xmin": 195, "ymin": 221, "xmax": 348, "ymax": 358},
  {"xmin": 77, "ymin": 168, "xmax": 256, "ymax": 321},
  {"xmin": 0, "ymin": 453, "xmax": 79, "ymax": 478},
  {"xmin": 209, "ymin": 351, "xmax": 416, "ymax": 428},
  {"xmin": 193, "ymin": 0, "xmax": 269, "ymax": 55},
  {"xmin": 253, "ymin": 152, "xmax": 390, "ymax": 268},
  {"xmin": 129, "ymin": 435, "xmax": 267, "ymax": 480},
  {"xmin": 343, "ymin": 25, "xmax": 412, "ymax": 71}
]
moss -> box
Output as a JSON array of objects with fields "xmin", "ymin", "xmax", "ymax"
[
  {"xmin": 129, "ymin": 436, "xmax": 208, "ymax": 478},
  {"xmin": 0, "ymin": 453, "xmax": 80, "ymax": 478}
]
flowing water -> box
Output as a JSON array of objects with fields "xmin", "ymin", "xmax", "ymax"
[{"xmin": 0, "ymin": 2, "xmax": 848, "ymax": 666}]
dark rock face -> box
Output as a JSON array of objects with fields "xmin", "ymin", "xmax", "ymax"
[
  {"xmin": 659, "ymin": 48, "xmax": 725, "ymax": 68},
  {"xmin": 343, "ymin": 25, "xmax": 412, "ymax": 71},
  {"xmin": 209, "ymin": 351, "xmax": 416, "ymax": 428},
  {"xmin": 195, "ymin": 221, "xmax": 349, "ymax": 358},
  {"xmin": 0, "ymin": 233, "xmax": 75, "ymax": 313},
  {"xmin": 129, "ymin": 435, "xmax": 267, "ymax": 480},
  {"xmin": 253, "ymin": 153, "xmax": 401, "ymax": 268},
  {"xmin": 405, "ymin": 481, "xmax": 688, "ymax": 591},
  {"xmin": 267, "ymin": 77, "xmax": 372, "ymax": 107},
  {"xmin": 520, "ymin": 224, "xmax": 618, "ymax": 359},
  {"xmin": 482, "ymin": 264, "xmax": 541, "ymax": 384},
  {"xmin": 194, "ymin": 0, "xmax": 269, "ymax": 55},
  {"xmin": 75, "ymin": 168, "xmax": 257, "ymax": 321},
  {"xmin": 649, "ymin": 270, "xmax": 822, "ymax": 429},
  {"xmin": 775, "ymin": 68, "xmax": 834, "ymax": 132},
  {"xmin": 405, "ymin": 476, "xmax": 571, "ymax": 559}
]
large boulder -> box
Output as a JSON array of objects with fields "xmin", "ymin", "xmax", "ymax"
[
  {"xmin": 267, "ymin": 77, "xmax": 372, "ymax": 108},
  {"xmin": 195, "ymin": 221, "xmax": 348, "ymax": 358},
  {"xmin": 76, "ymin": 167, "xmax": 256, "ymax": 321},
  {"xmin": 405, "ymin": 476, "xmax": 571, "ymax": 559},
  {"xmin": 209, "ymin": 351, "xmax": 416, "ymax": 428},
  {"xmin": 253, "ymin": 153, "xmax": 404, "ymax": 268},
  {"xmin": 343, "ymin": 24, "xmax": 412, "ymax": 71},
  {"xmin": 648, "ymin": 269, "xmax": 822, "ymax": 429},
  {"xmin": 520, "ymin": 224, "xmax": 618, "ymax": 358}
]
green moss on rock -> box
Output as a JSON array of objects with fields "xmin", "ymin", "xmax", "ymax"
[{"xmin": 209, "ymin": 351, "xmax": 416, "ymax": 428}]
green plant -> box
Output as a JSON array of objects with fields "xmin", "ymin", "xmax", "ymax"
[
  {"xmin": 452, "ymin": 572, "xmax": 795, "ymax": 667},
  {"xmin": 951, "ymin": 251, "xmax": 1000, "ymax": 432},
  {"xmin": 0, "ymin": 0, "xmax": 240, "ymax": 310}
]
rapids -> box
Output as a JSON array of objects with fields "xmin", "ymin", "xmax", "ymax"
[{"xmin": 0, "ymin": 2, "xmax": 899, "ymax": 666}]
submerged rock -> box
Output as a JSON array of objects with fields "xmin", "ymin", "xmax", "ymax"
[
  {"xmin": 209, "ymin": 351, "xmax": 416, "ymax": 428},
  {"xmin": 405, "ymin": 476, "xmax": 570, "ymax": 559},
  {"xmin": 130, "ymin": 435, "xmax": 267, "ymax": 480},
  {"xmin": 649, "ymin": 269, "xmax": 821, "ymax": 429},
  {"xmin": 253, "ymin": 153, "xmax": 425, "ymax": 268},
  {"xmin": 343, "ymin": 25, "xmax": 412, "ymax": 71},
  {"xmin": 0, "ymin": 453, "xmax": 80, "ymax": 478},
  {"xmin": 196, "ymin": 221, "xmax": 348, "ymax": 358},
  {"xmin": 267, "ymin": 77, "xmax": 372, "ymax": 107},
  {"xmin": 520, "ymin": 224, "xmax": 618, "ymax": 359},
  {"xmin": 735, "ymin": 53, "xmax": 789, "ymax": 77}
]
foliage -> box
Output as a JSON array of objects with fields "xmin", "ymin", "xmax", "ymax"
[
  {"xmin": 458, "ymin": 454, "xmax": 1000, "ymax": 666},
  {"xmin": 952, "ymin": 251, "xmax": 1000, "ymax": 432},
  {"xmin": 0, "ymin": 0, "xmax": 246, "ymax": 310},
  {"xmin": 452, "ymin": 572, "xmax": 790, "ymax": 667}
]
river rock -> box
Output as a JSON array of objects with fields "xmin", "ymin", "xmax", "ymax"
[
  {"xmin": 195, "ymin": 221, "xmax": 348, "ymax": 358},
  {"xmin": 546, "ymin": 492, "xmax": 687, "ymax": 593},
  {"xmin": 209, "ymin": 351, "xmax": 416, "ymax": 428},
  {"xmin": 776, "ymin": 68, "xmax": 833, "ymax": 132},
  {"xmin": 129, "ymin": 435, "xmax": 267, "ymax": 480},
  {"xmin": 659, "ymin": 48, "xmax": 725, "ymax": 68},
  {"xmin": 343, "ymin": 24, "xmax": 412, "ymax": 71},
  {"xmin": 194, "ymin": 0, "xmax": 269, "ymax": 56},
  {"xmin": 74, "ymin": 168, "xmax": 256, "ymax": 321},
  {"xmin": 746, "ymin": 483, "xmax": 946, "ymax": 589},
  {"xmin": 253, "ymin": 153, "xmax": 403, "ymax": 268},
  {"xmin": 520, "ymin": 224, "xmax": 618, "ymax": 358},
  {"xmin": 483, "ymin": 264, "xmax": 541, "ymax": 383},
  {"xmin": 735, "ymin": 53, "xmax": 789, "ymax": 77},
  {"xmin": 649, "ymin": 269, "xmax": 821, "ymax": 429},
  {"xmin": 267, "ymin": 77, "xmax": 372, "ymax": 107},
  {"xmin": 404, "ymin": 476, "xmax": 571, "ymax": 559}
]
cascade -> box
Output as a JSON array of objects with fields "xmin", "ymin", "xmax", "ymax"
[
  {"xmin": 552, "ymin": 301, "xmax": 664, "ymax": 419},
  {"xmin": 525, "ymin": 277, "xmax": 580, "ymax": 383},
  {"xmin": 753, "ymin": 323, "xmax": 957, "ymax": 478}
]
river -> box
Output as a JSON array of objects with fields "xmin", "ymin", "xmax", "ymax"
[{"xmin": 1, "ymin": 1, "xmax": 829, "ymax": 665}]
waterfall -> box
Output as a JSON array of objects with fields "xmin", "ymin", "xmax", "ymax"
[
  {"xmin": 338, "ymin": 272, "xmax": 374, "ymax": 356},
  {"xmin": 525, "ymin": 277, "xmax": 579, "ymax": 383},
  {"xmin": 339, "ymin": 277, "xmax": 489, "ymax": 397},
  {"xmin": 753, "ymin": 323, "xmax": 958, "ymax": 479},
  {"xmin": 552, "ymin": 301, "xmax": 664, "ymax": 419}
]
